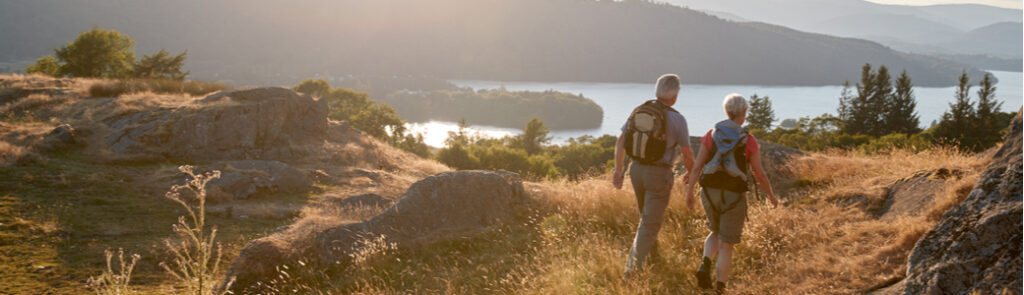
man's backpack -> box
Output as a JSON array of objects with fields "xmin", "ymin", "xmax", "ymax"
[
  {"xmin": 699, "ymin": 120, "xmax": 750, "ymax": 192},
  {"xmin": 623, "ymin": 100, "xmax": 678, "ymax": 164}
]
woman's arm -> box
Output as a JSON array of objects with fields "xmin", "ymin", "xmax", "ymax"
[
  {"xmin": 748, "ymin": 151, "xmax": 778, "ymax": 208},
  {"xmin": 685, "ymin": 146, "xmax": 710, "ymax": 210}
]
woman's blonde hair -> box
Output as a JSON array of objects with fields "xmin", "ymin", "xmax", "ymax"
[{"xmin": 723, "ymin": 93, "xmax": 748, "ymax": 120}]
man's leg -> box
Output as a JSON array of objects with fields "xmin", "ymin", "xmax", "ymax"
[{"xmin": 625, "ymin": 167, "xmax": 671, "ymax": 273}]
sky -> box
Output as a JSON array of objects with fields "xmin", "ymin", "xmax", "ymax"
[{"xmin": 866, "ymin": 0, "xmax": 1023, "ymax": 9}]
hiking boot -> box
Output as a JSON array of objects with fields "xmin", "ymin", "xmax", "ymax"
[
  {"xmin": 715, "ymin": 281, "xmax": 727, "ymax": 294},
  {"xmin": 695, "ymin": 257, "xmax": 713, "ymax": 289}
]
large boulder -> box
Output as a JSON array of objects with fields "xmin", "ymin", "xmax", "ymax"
[
  {"xmin": 903, "ymin": 110, "xmax": 1022, "ymax": 295},
  {"xmin": 221, "ymin": 170, "xmax": 525, "ymax": 293},
  {"xmin": 202, "ymin": 160, "xmax": 313, "ymax": 200},
  {"xmin": 105, "ymin": 87, "xmax": 328, "ymax": 161}
]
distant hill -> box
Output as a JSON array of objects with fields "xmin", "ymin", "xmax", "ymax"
[
  {"xmin": 0, "ymin": 0, "xmax": 990, "ymax": 86},
  {"xmin": 668, "ymin": 0, "xmax": 1023, "ymax": 60}
]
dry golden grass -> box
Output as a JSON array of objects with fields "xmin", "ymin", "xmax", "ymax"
[{"xmin": 310, "ymin": 146, "xmax": 985, "ymax": 294}]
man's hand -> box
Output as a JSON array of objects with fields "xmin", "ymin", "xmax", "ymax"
[
  {"xmin": 681, "ymin": 172, "xmax": 689, "ymax": 184},
  {"xmin": 686, "ymin": 195, "xmax": 696, "ymax": 210},
  {"xmin": 612, "ymin": 171, "xmax": 624, "ymax": 190},
  {"xmin": 769, "ymin": 195, "xmax": 779, "ymax": 209}
]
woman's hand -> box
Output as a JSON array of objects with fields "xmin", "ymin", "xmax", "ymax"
[{"xmin": 768, "ymin": 194, "xmax": 778, "ymax": 209}]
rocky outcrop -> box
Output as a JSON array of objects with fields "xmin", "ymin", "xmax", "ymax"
[
  {"xmin": 201, "ymin": 160, "xmax": 313, "ymax": 200},
  {"xmin": 903, "ymin": 111, "xmax": 1022, "ymax": 295},
  {"xmin": 104, "ymin": 87, "xmax": 328, "ymax": 161},
  {"xmin": 876, "ymin": 168, "xmax": 965, "ymax": 220},
  {"xmin": 222, "ymin": 170, "xmax": 525, "ymax": 293}
]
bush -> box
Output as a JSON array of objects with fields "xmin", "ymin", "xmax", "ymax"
[
  {"xmin": 857, "ymin": 133, "xmax": 933, "ymax": 154},
  {"xmin": 437, "ymin": 143, "xmax": 480, "ymax": 170},
  {"xmin": 88, "ymin": 79, "xmax": 230, "ymax": 97},
  {"xmin": 133, "ymin": 49, "xmax": 189, "ymax": 80},
  {"xmin": 55, "ymin": 26, "xmax": 137, "ymax": 78}
]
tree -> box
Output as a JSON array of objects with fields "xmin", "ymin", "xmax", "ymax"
[
  {"xmin": 933, "ymin": 70, "xmax": 977, "ymax": 151},
  {"xmin": 866, "ymin": 65, "xmax": 893, "ymax": 136},
  {"xmin": 133, "ymin": 49, "xmax": 189, "ymax": 80},
  {"xmin": 293, "ymin": 78, "xmax": 332, "ymax": 98},
  {"xmin": 884, "ymin": 69, "xmax": 921, "ymax": 134},
  {"xmin": 745, "ymin": 94, "xmax": 776, "ymax": 131},
  {"xmin": 512, "ymin": 117, "xmax": 551, "ymax": 155},
  {"xmin": 25, "ymin": 56, "xmax": 60, "ymax": 76},
  {"xmin": 55, "ymin": 26, "xmax": 136, "ymax": 78},
  {"xmin": 974, "ymin": 73, "xmax": 1004, "ymax": 149},
  {"xmin": 837, "ymin": 81, "xmax": 854, "ymax": 124},
  {"xmin": 437, "ymin": 143, "xmax": 480, "ymax": 170},
  {"xmin": 445, "ymin": 118, "xmax": 475, "ymax": 146},
  {"xmin": 842, "ymin": 63, "xmax": 878, "ymax": 135}
]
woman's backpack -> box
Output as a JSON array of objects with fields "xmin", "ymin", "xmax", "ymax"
[
  {"xmin": 623, "ymin": 100, "xmax": 678, "ymax": 164},
  {"xmin": 699, "ymin": 120, "xmax": 750, "ymax": 192}
]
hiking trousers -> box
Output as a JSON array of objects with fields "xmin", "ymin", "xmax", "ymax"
[
  {"xmin": 700, "ymin": 187, "xmax": 748, "ymax": 244},
  {"xmin": 625, "ymin": 161, "xmax": 674, "ymax": 272}
]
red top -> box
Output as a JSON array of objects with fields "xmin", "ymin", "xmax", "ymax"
[{"xmin": 701, "ymin": 130, "xmax": 759, "ymax": 160}]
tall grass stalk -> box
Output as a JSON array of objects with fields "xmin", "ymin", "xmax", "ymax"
[
  {"xmin": 87, "ymin": 248, "xmax": 140, "ymax": 295},
  {"xmin": 160, "ymin": 165, "xmax": 232, "ymax": 295}
]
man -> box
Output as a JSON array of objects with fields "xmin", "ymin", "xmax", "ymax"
[
  {"xmin": 685, "ymin": 93, "xmax": 778, "ymax": 294},
  {"xmin": 612, "ymin": 73, "xmax": 695, "ymax": 278}
]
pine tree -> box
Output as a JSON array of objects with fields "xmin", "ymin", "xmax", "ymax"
[
  {"xmin": 866, "ymin": 65, "xmax": 893, "ymax": 136},
  {"xmin": 746, "ymin": 94, "xmax": 776, "ymax": 131},
  {"xmin": 842, "ymin": 63, "xmax": 877, "ymax": 135},
  {"xmin": 885, "ymin": 69, "xmax": 921, "ymax": 134},
  {"xmin": 974, "ymin": 73, "xmax": 1003, "ymax": 148},
  {"xmin": 934, "ymin": 70, "xmax": 978, "ymax": 151}
]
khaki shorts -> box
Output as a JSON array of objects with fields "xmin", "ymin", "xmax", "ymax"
[{"xmin": 701, "ymin": 187, "xmax": 748, "ymax": 244}]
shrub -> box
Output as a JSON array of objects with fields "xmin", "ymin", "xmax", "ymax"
[
  {"xmin": 87, "ymin": 248, "xmax": 140, "ymax": 295},
  {"xmin": 160, "ymin": 165, "xmax": 232, "ymax": 295},
  {"xmin": 133, "ymin": 49, "xmax": 189, "ymax": 80},
  {"xmin": 55, "ymin": 26, "xmax": 137, "ymax": 78},
  {"xmin": 88, "ymin": 79, "xmax": 229, "ymax": 97}
]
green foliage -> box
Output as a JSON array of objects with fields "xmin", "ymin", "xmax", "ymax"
[
  {"xmin": 25, "ymin": 56, "xmax": 60, "ymax": 77},
  {"xmin": 933, "ymin": 71, "xmax": 980, "ymax": 151},
  {"xmin": 88, "ymin": 79, "xmax": 229, "ymax": 97},
  {"xmin": 856, "ymin": 133, "xmax": 933, "ymax": 154},
  {"xmin": 549, "ymin": 135, "xmax": 617, "ymax": 181},
  {"xmin": 293, "ymin": 79, "xmax": 430, "ymax": 157},
  {"xmin": 55, "ymin": 26, "xmax": 137, "ymax": 78},
  {"xmin": 438, "ymin": 119, "xmax": 615, "ymax": 181},
  {"xmin": 133, "ymin": 49, "xmax": 189, "ymax": 80},
  {"xmin": 885, "ymin": 70, "xmax": 921, "ymax": 134},
  {"xmin": 746, "ymin": 94, "xmax": 776, "ymax": 131},
  {"xmin": 293, "ymin": 78, "xmax": 332, "ymax": 98},
  {"xmin": 511, "ymin": 117, "xmax": 551, "ymax": 155},
  {"xmin": 437, "ymin": 143, "xmax": 480, "ymax": 170},
  {"xmin": 839, "ymin": 64, "xmax": 921, "ymax": 137}
]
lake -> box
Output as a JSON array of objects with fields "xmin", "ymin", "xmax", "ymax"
[{"xmin": 406, "ymin": 71, "xmax": 1023, "ymax": 147}]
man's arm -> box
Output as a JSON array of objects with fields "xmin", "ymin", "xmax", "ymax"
[
  {"xmin": 680, "ymin": 146, "xmax": 695, "ymax": 181},
  {"xmin": 612, "ymin": 132, "xmax": 627, "ymax": 189}
]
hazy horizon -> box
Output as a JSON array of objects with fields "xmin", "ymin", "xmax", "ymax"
[{"xmin": 866, "ymin": 0, "xmax": 1022, "ymax": 9}]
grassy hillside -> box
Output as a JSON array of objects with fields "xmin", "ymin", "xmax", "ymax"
[{"xmin": 0, "ymin": 74, "xmax": 997, "ymax": 294}]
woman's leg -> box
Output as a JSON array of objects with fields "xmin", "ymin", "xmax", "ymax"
[
  {"xmin": 716, "ymin": 242, "xmax": 735, "ymax": 283},
  {"xmin": 703, "ymin": 232, "xmax": 720, "ymax": 260}
]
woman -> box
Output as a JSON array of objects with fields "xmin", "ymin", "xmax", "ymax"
[{"xmin": 684, "ymin": 93, "xmax": 778, "ymax": 294}]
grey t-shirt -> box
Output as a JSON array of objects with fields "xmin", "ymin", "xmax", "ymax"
[{"xmin": 621, "ymin": 101, "xmax": 690, "ymax": 166}]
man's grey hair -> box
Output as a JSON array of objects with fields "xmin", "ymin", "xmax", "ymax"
[
  {"xmin": 723, "ymin": 93, "xmax": 748, "ymax": 120},
  {"xmin": 655, "ymin": 74, "xmax": 681, "ymax": 100}
]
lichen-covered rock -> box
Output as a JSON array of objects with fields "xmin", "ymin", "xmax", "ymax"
[
  {"xmin": 201, "ymin": 160, "xmax": 313, "ymax": 200},
  {"xmin": 36, "ymin": 123, "xmax": 85, "ymax": 152},
  {"xmin": 105, "ymin": 87, "xmax": 328, "ymax": 161},
  {"xmin": 903, "ymin": 110, "xmax": 1022, "ymax": 295},
  {"xmin": 221, "ymin": 170, "xmax": 525, "ymax": 293}
]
